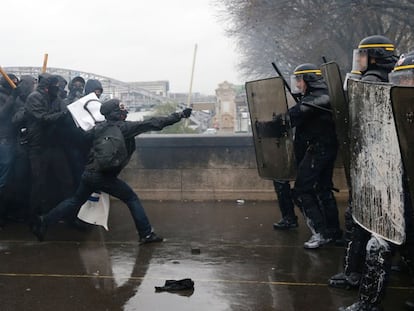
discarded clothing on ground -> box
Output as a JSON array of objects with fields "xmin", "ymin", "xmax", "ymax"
[{"xmin": 155, "ymin": 278, "xmax": 194, "ymax": 292}]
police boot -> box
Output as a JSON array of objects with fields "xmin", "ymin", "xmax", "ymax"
[
  {"xmin": 273, "ymin": 216, "xmax": 298, "ymax": 230},
  {"xmin": 339, "ymin": 237, "xmax": 391, "ymax": 311},
  {"xmin": 328, "ymin": 271, "xmax": 360, "ymax": 289},
  {"xmin": 273, "ymin": 180, "xmax": 297, "ymax": 230},
  {"xmin": 338, "ymin": 301, "xmax": 383, "ymax": 311}
]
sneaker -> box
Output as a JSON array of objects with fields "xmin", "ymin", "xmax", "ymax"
[
  {"xmin": 329, "ymin": 272, "xmax": 360, "ymax": 289},
  {"xmin": 31, "ymin": 216, "xmax": 47, "ymax": 242},
  {"xmin": 303, "ymin": 233, "xmax": 331, "ymax": 249},
  {"xmin": 338, "ymin": 301, "xmax": 383, "ymax": 311},
  {"xmin": 273, "ymin": 217, "xmax": 298, "ymax": 230},
  {"xmin": 140, "ymin": 232, "xmax": 164, "ymax": 245}
]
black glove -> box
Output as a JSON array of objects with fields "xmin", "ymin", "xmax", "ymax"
[
  {"xmin": 256, "ymin": 115, "xmax": 287, "ymax": 139},
  {"xmin": 180, "ymin": 108, "xmax": 192, "ymax": 118}
]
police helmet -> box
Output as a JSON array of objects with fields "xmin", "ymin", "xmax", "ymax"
[
  {"xmin": 352, "ymin": 35, "xmax": 396, "ymax": 73},
  {"xmin": 389, "ymin": 54, "xmax": 414, "ymax": 86},
  {"xmin": 290, "ymin": 63, "xmax": 322, "ymax": 94}
]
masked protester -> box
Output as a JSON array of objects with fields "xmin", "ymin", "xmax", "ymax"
[
  {"xmin": 31, "ymin": 98, "xmax": 192, "ymax": 245},
  {"xmin": 65, "ymin": 76, "xmax": 85, "ymax": 104},
  {"xmin": 84, "ymin": 79, "xmax": 103, "ymax": 98},
  {"xmin": 56, "ymin": 75, "xmax": 68, "ymax": 100},
  {"xmin": 0, "ymin": 73, "xmax": 19, "ymax": 225},
  {"xmin": 60, "ymin": 76, "xmax": 90, "ymax": 188},
  {"xmin": 25, "ymin": 73, "xmax": 74, "ymax": 219},
  {"xmin": 3, "ymin": 75, "xmax": 36, "ymax": 223}
]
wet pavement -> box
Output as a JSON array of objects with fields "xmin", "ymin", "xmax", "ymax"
[{"xmin": 0, "ymin": 199, "xmax": 412, "ymax": 311}]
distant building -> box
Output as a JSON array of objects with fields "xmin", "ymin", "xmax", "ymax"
[{"xmin": 214, "ymin": 81, "xmax": 250, "ymax": 133}]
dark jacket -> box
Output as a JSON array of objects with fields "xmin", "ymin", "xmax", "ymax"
[
  {"xmin": 25, "ymin": 74, "xmax": 66, "ymax": 149},
  {"xmin": 12, "ymin": 75, "xmax": 36, "ymax": 129},
  {"xmin": 85, "ymin": 113, "xmax": 182, "ymax": 175},
  {"xmin": 0, "ymin": 84, "xmax": 15, "ymax": 141},
  {"xmin": 288, "ymin": 81, "xmax": 337, "ymax": 159},
  {"xmin": 361, "ymin": 63, "xmax": 395, "ymax": 83}
]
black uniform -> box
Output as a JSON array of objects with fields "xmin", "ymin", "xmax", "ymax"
[{"xmin": 289, "ymin": 80, "xmax": 341, "ymax": 243}]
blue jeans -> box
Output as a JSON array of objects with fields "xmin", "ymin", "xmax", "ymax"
[{"xmin": 44, "ymin": 170, "xmax": 152, "ymax": 239}]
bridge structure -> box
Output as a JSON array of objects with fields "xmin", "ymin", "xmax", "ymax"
[{"xmin": 3, "ymin": 66, "xmax": 172, "ymax": 111}]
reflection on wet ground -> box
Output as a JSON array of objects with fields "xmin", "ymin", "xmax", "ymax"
[{"xmin": 0, "ymin": 199, "xmax": 412, "ymax": 310}]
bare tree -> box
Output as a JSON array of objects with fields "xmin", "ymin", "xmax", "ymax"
[{"xmin": 214, "ymin": 0, "xmax": 414, "ymax": 80}]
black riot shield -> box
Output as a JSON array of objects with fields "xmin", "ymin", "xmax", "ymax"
[
  {"xmin": 348, "ymin": 79, "xmax": 405, "ymax": 244},
  {"xmin": 391, "ymin": 86, "xmax": 414, "ymax": 213},
  {"xmin": 245, "ymin": 77, "xmax": 296, "ymax": 180},
  {"xmin": 321, "ymin": 62, "xmax": 350, "ymax": 186}
]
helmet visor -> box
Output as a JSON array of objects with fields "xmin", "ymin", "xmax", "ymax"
[
  {"xmin": 352, "ymin": 49, "xmax": 368, "ymax": 73},
  {"xmin": 290, "ymin": 74, "xmax": 305, "ymax": 94}
]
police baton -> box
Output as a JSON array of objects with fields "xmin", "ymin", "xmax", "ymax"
[
  {"xmin": 0, "ymin": 66, "xmax": 17, "ymax": 89},
  {"xmin": 271, "ymin": 62, "xmax": 299, "ymax": 103}
]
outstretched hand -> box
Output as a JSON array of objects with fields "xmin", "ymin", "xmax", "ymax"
[{"xmin": 181, "ymin": 108, "xmax": 192, "ymax": 118}]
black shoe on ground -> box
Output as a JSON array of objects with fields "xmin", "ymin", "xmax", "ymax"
[
  {"xmin": 31, "ymin": 216, "xmax": 47, "ymax": 242},
  {"xmin": 273, "ymin": 217, "xmax": 298, "ymax": 230},
  {"xmin": 140, "ymin": 232, "xmax": 164, "ymax": 245}
]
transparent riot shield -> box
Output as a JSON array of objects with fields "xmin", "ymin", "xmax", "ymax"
[
  {"xmin": 391, "ymin": 86, "xmax": 414, "ymax": 212},
  {"xmin": 321, "ymin": 62, "xmax": 350, "ymax": 186},
  {"xmin": 245, "ymin": 77, "xmax": 296, "ymax": 180},
  {"xmin": 348, "ymin": 79, "xmax": 405, "ymax": 244}
]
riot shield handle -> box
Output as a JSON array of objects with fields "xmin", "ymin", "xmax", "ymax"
[
  {"xmin": 0, "ymin": 66, "xmax": 17, "ymax": 89},
  {"xmin": 271, "ymin": 62, "xmax": 299, "ymax": 104}
]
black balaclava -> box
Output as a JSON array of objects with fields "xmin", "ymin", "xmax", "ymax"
[
  {"xmin": 100, "ymin": 98, "xmax": 128, "ymax": 121},
  {"xmin": 84, "ymin": 79, "xmax": 103, "ymax": 98},
  {"xmin": 57, "ymin": 75, "xmax": 68, "ymax": 99},
  {"xmin": 0, "ymin": 73, "xmax": 19, "ymax": 94},
  {"xmin": 68, "ymin": 76, "xmax": 85, "ymax": 98},
  {"xmin": 17, "ymin": 75, "xmax": 36, "ymax": 101},
  {"xmin": 39, "ymin": 74, "xmax": 60, "ymax": 100}
]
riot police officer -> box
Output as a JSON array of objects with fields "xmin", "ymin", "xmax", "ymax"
[
  {"xmin": 287, "ymin": 63, "xmax": 341, "ymax": 248},
  {"xmin": 388, "ymin": 52, "xmax": 414, "ymax": 311},
  {"xmin": 330, "ymin": 35, "xmax": 399, "ymax": 293},
  {"xmin": 337, "ymin": 35, "xmax": 400, "ymax": 311}
]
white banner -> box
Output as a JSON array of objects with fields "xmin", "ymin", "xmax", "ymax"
[
  {"xmin": 67, "ymin": 93, "xmax": 105, "ymax": 131},
  {"xmin": 77, "ymin": 192, "xmax": 110, "ymax": 231}
]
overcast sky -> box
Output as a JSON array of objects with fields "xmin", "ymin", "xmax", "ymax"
[{"xmin": 3, "ymin": 0, "xmax": 241, "ymax": 94}]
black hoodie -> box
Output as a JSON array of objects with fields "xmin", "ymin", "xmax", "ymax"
[
  {"xmin": 84, "ymin": 79, "xmax": 103, "ymax": 96},
  {"xmin": 25, "ymin": 74, "xmax": 67, "ymax": 149}
]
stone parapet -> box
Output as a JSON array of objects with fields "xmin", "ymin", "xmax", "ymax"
[{"xmin": 120, "ymin": 134, "xmax": 348, "ymax": 201}]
